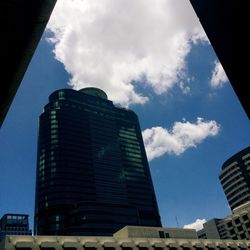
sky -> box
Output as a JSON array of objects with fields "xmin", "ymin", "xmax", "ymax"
[{"xmin": 0, "ymin": 0, "xmax": 250, "ymax": 232}]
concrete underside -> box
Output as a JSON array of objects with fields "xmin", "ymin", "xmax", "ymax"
[
  {"xmin": 189, "ymin": 0, "xmax": 249, "ymax": 119},
  {"xmin": 0, "ymin": 0, "xmax": 57, "ymax": 127}
]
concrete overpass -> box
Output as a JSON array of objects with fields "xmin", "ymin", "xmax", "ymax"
[
  {"xmin": 190, "ymin": 0, "xmax": 249, "ymax": 119},
  {"xmin": 0, "ymin": 0, "xmax": 57, "ymax": 127}
]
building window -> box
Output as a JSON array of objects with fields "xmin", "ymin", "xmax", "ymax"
[
  {"xmin": 164, "ymin": 232, "xmax": 169, "ymax": 238},
  {"xmin": 51, "ymin": 129, "xmax": 57, "ymax": 134},
  {"xmin": 51, "ymin": 119, "xmax": 58, "ymax": 124},
  {"xmin": 242, "ymin": 214, "xmax": 248, "ymax": 221},
  {"xmin": 51, "ymin": 124, "xmax": 58, "ymax": 129},
  {"xmin": 158, "ymin": 231, "xmax": 165, "ymax": 238},
  {"xmin": 234, "ymin": 218, "xmax": 240, "ymax": 224},
  {"xmin": 51, "ymin": 168, "xmax": 56, "ymax": 173},
  {"xmin": 239, "ymin": 233, "xmax": 246, "ymax": 239},
  {"xmin": 51, "ymin": 139, "xmax": 58, "ymax": 144},
  {"xmin": 58, "ymin": 91, "xmax": 65, "ymax": 100},
  {"xmin": 245, "ymin": 221, "xmax": 250, "ymax": 227}
]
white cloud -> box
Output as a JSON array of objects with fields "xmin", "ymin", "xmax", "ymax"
[
  {"xmin": 183, "ymin": 218, "xmax": 206, "ymax": 231},
  {"xmin": 47, "ymin": 0, "xmax": 207, "ymax": 106},
  {"xmin": 210, "ymin": 60, "xmax": 229, "ymax": 88},
  {"xmin": 142, "ymin": 117, "xmax": 220, "ymax": 161},
  {"xmin": 178, "ymin": 81, "xmax": 191, "ymax": 94}
]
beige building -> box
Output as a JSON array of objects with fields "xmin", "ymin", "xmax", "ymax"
[
  {"xmin": 1, "ymin": 226, "xmax": 250, "ymax": 250},
  {"xmin": 114, "ymin": 226, "xmax": 198, "ymax": 239},
  {"xmin": 197, "ymin": 202, "xmax": 250, "ymax": 240},
  {"xmin": 222, "ymin": 202, "xmax": 250, "ymax": 239}
]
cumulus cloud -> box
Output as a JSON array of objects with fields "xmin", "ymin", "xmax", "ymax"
[
  {"xmin": 47, "ymin": 0, "xmax": 207, "ymax": 106},
  {"xmin": 210, "ymin": 60, "xmax": 229, "ymax": 88},
  {"xmin": 142, "ymin": 118, "xmax": 220, "ymax": 161},
  {"xmin": 183, "ymin": 218, "xmax": 206, "ymax": 231}
]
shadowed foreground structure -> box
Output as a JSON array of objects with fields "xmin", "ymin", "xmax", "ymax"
[
  {"xmin": 1, "ymin": 227, "xmax": 249, "ymax": 250},
  {"xmin": 189, "ymin": 0, "xmax": 249, "ymax": 119},
  {"xmin": 0, "ymin": 0, "xmax": 57, "ymax": 128}
]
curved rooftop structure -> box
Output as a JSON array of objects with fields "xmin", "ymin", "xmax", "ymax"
[{"xmin": 79, "ymin": 87, "xmax": 108, "ymax": 100}]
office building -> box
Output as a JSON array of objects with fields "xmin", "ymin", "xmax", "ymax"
[
  {"xmin": 222, "ymin": 202, "xmax": 250, "ymax": 240},
  {"xmin": 197, "ymin": 147, "xmax": 250, "ymax": 240},
  {"xmin": 197, "ymin": 219, "xmax": 224, "ymax": 240},
  {"xmin": 1, "ymin": 226, "xmax": 249, "ymax": 250},
  {"xmin": 197, "ymin": 202, "xmax": 250, "ymax": 240},
  {"xmin": 34, "ymin": 87, "xmax": 161, "ymax": 236},
  {"xmin": 219, "ymin": 146, "xmax": 250, "ymax": 211},
  {"xmin": 197, "ymin": 219, "xmax": 228, "ymax": 240},
  {"xmin": 0, "ymin": 214, "xmax": 32, "ymax": 241}
]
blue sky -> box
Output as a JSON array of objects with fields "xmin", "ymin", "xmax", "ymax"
[{"xmin": 0, "ymin": 0, "xmax": 249, "ymax": 232}]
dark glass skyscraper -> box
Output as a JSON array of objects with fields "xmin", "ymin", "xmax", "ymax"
[{"xmin": 34, "ymin": 87, "xmax": 161, "ymax": 236}]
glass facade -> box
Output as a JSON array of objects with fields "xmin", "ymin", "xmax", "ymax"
[{"xmin": 34, "ymin": 88, "xmax": 161, "ymax": 236}]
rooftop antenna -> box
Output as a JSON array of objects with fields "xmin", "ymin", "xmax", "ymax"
[{"xmin": 175, "ymin": 216, "xmax": 180, "ymax": 228}]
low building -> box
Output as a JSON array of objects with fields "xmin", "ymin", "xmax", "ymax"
[
  {"xmin": 223, "ymin": 202, "xmax": 250, "ymax": 240},
  {"xmin": 197, "ymin": 202, "xmax": 250, "ymax": 240},
  {"xmin": 197, "ymin": 228, "xmax": 207, "ymax": 239},
  {"xmin": 197, "ymin": 219, "xmax": 222, "ymax": 239},
  {"xmin": 113, "ymin": 226, "xmax": 198, "ymax": 239},
  {"xmin": 0, "ymin": 214, "xmax": 32, "ymax": 241}
]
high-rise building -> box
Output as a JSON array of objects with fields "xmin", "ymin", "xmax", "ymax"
[
  {"xmin": 0, "ymin": 214, "xmax": 32, "ymax": 241},
  {"xmin": 219, "ymin": 146, "xmax": 250, "ymax": 211},
  {"xmin": 34, "ymin": 87, "xmax": 161, "ymax": 236},
  {"xmin": 197, "ymin": 147, "xmax": 250, "ymax": 240}
]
